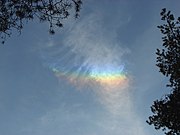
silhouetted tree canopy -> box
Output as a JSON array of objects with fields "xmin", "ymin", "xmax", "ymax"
[
  {"xmin": 147, "ymin": 8, "xmax": 180, "ymax": 135},
  {"xmin": 0, "ymin": 0, "xmax": 82, "ymax": 43},
  {"xmin": 148, "ymin": 90, "xmax": 180, "ymax": 135},
  {"xmin": 156, "ymin": 8, "xmax": 180, "ymax": 89}
]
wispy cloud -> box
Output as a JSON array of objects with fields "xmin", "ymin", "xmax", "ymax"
[{"xmin": 39, "ymin": 12, "xmax": 149, "ymax": 135}]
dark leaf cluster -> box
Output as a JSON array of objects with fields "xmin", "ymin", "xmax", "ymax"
[
  {"xmin": 156, "ymin": 8, "xmax": 180, "ymax": 89},
  {"xmin": 147, "ymin": 8, "xmax": 180, "ymax": 135},
  {"xmin": 147, "ymin": 90, "xmax": 180, "ymax": 135},
  {"xmin": 0, "ymin": 0, "xmax": 82, "ymax": 43}
]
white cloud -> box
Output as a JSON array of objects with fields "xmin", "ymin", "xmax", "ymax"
[{"xmin": 36, "ymin": 12, "xmax": 151, "ymax": 135}]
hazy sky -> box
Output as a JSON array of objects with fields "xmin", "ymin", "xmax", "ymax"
[{"xmin": 0, "ymin": 1, "xmax": 180, "ymax": 135}]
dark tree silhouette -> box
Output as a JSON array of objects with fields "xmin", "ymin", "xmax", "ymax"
[
  {"xmin": 147, "ymin": 8, "xmax": 180, "ymax": 135},
  {"xmin": 0, "ymin": 0, "xmax": 82, "ymax": 43}
]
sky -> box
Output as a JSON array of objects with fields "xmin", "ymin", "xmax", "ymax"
[{"xmin": 0, "ymin": 1, "xmax": 180, "ymax": 135}]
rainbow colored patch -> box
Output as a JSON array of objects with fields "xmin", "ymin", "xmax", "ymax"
[
  {"xmin": 52, "ymin": 65, "xmax": 128, "ymax": 88},
  {"xmin": 90, "ymin": 71, "xmax": 127, "ymax": 86}
]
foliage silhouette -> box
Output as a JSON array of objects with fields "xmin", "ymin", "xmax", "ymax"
[
  {"xmin": 0, "ymin": 0, "xmax": 82, "ymax": 44},
  {"xmin": 147, "ymin": 8, "xmax": 180, "ymax": 135}
]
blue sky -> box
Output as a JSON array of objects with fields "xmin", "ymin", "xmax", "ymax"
[{"xmin": 0, "ymin": 1, "xmax": 180, "ymax": 135}]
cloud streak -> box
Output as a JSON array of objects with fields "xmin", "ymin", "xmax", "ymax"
[
  {"xmin": 40, "ymin": 13, "xmax": 148, "ymax": 135},
  {"xmin": 51, "ymin": 13, "xmax": 131, "ymax": 114}
]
